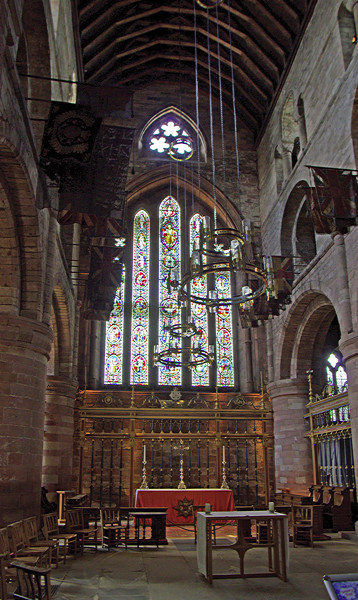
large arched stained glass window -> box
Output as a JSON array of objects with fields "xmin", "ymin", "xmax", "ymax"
[
  {"xmin": 190, "ymin": 214, "xmax": 209, "ymax": 386},
  {"xmin": 215, "ymin": 272, "xmax": 235, "ymax": 387},
  {"xmin": 159, "ymin": 196, "xmax": 181, "ymax": 385},
  {"xmin": 131, "ymin": 210, "xmax": 150, "ymax": 385},
  {"xmin": 104, "ymin": 266, "xmax": 125, "ymax": 384}
]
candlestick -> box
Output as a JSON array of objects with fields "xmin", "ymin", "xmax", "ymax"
[
  {"xmin": 221, "ymin": 442, "xmax": 229, "ymax": 489},
  {"xmin": 140, "ymin": 443, "xmax": 148, "ymax": 489}
]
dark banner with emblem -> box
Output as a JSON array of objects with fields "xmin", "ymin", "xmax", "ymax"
[
  {"xmin": 58, "ymin": 125, "xmax": 135, "ymax": 220},
  {"xmin": 40, "ymin": 102, "xmax": 102, "ymax": 180}
]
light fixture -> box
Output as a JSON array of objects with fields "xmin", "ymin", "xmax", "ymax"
[
  {"xmin": 153, "ymin": 340, "xmax": 215, "ymax": 370},
  {"xmin": 176, "ymin": 217, "xmax": 272, "ymax": 310}
]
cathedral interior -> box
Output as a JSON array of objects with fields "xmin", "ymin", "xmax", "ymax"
[{"xmin": 1, "ymin": 0, "xmax": 358, "ymax": 580}]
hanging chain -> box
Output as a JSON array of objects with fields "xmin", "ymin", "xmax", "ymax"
[
  {"xmin": 193, "ymin": 0, "xmax": 201, "ymax": 205},
  {"xmin": 227, "ymin": 0, "xmax": 243, "ymax": 220},
  {"xmin": 215, "ymin": 5, "xmax": 227, "ymax": 206},
  {"xmin": 206, "ymin": 8, "xmax": 217, "ymax": 229}
]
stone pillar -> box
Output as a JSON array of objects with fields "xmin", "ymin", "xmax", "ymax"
[
  {"xmin": 42, "ymin": 377, "xmax": 77, "ymax": 501},
  {"xmin": 333, "ymin": 232, "xmax": 353, "ymax": 335},
  {"xmin": 282, "ymin": 146, "xmax": 292, "ymax": 180},
  {"xmin": 89, "ymin": 320, "xmax": 102, "ymax": 389},
  {"xmin": 268, "ymin": 379, "xmax": 312, "ymax": 493},
  {"xmin": 339, "ymin": 333, "xmax": 358, "ymax": 485},
  {"xmin": 0, "ymin": 314, "xmax": 52, "ymax": 526},
  {"xmin": 242, "ymin": 328, "xmax": 254, "ymax": 393}
]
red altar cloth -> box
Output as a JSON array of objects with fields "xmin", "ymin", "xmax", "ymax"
[{"xmin": 135, "ymin": 488, "xmax": 235, "ymax": 525}]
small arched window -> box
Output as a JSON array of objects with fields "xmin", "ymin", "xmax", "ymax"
[
  {"xmin": 138, "ymin": 107, "xmax": 206, "ymax": 163},
  {"xmin": 326, "ymin": 351, "xmax": 348, "ymax": 393}
]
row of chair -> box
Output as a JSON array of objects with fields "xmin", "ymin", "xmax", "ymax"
[
  {"xmin": 0, "ymin": 516, "xmax": 58, "ymax": 600},
  {"xmin": 0, "ymin": 508, "xmax": 102, "ymax": 600}
]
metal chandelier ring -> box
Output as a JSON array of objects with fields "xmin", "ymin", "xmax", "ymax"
[
  {"xmin": 155, "ymin": 346, "xmax": 212, "ymax": 368},
  {"xmin": 178, "ymin": 262, "xmax": 267, "ymax": 307}
]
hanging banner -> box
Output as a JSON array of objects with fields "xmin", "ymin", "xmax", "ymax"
[
  {"xmin": 58, "ymin": 125, "xmax": 135, "ymax": 220},
  {"xmin": 83, "ymin": 244, "xmax": 123, "ymax": 321},
  {"xmin": 39, "ymin": 102, "xmax": 102, "ymax": 180},
  {"xmin": 306, "ymin": 166, "xmax": 358, "ymax": 233}
]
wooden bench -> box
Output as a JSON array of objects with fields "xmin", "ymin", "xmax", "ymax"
[{"xmin": 322, "ymin": 487, "xmax": 353, "ymax": 531}]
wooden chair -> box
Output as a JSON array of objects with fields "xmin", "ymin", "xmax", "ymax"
[
  {"xmin": 42, "ymin": 513, "xmax": 77, "ymax": 564},
  {"xmin": 0, "ymin": 527, "xmax": 39, "ymax": 600},
  {"xmin": 7, "ymin": 523, "xmax": 50, "ymax": 568},
  {"xmin": 11, "ymin": 561, "xmax": 52, "ymax": 600},
  {"xmin": 292, "ymin": 505, "xmax": 314, "ymax": 547},
  {"xmin": 66, "ymin": 509, "xmax": 98, "ymax": 555},
  {"xmin": 100, "ymin": 508, "xmax": 128, "ymax": 550},
  {"xmin": 189, "ymin": 505, "xmax": 217, "ymax": 545},
  {"xmin": 22, "ymin": 517, "xmax": 60, "ymax": 569}
]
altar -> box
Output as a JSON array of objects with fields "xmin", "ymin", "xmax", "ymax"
[{"xmin": 135, "ymin": 488, "xmax": 235, "ymax": 525}]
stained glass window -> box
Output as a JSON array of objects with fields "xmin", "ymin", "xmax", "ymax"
[
  {"xmin": 131, "ymin": 210, "xmax": 150, "ymax": 385},
  {"xmin": 215, "ymin": 272, "xmax": 235, "ymax": 387},
  {"xmin": 190, "ymin": 214, "xmax": 209, "ymax": 386},
  {"xmin": 326, "ymin": 352, "xmax": 348, "ymax": 393},
  {"xmin": 159, "ymin": 196, "xmax": 181, "ymax": 385},
  {"xmin": 104, "ymin": 266, "xmax": 125, "ymax": 384},
  {"xmin": 148, "ymin": 118, "xmax": 194, "ymax": 161}
]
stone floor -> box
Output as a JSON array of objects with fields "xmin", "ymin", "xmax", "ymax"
[{"xmin": 49, "ymin": 530, "xmax": 358, "ymax": 600}]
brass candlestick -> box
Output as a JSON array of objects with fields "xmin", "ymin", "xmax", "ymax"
[{"xmin": 221, "ymin": 445, "xmax": 229, "ymax": 489}]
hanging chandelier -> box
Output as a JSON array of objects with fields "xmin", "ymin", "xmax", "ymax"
[
  {"xmin": 153, "ymin": 339, "xmax": 215, "ymax": 369},
  {"xmin": 152, "ymin": 0, "xmax": 293, "ymax": 370}
]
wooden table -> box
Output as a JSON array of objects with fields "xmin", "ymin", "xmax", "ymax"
[
  {"xmin": 121, "ymin": 508, "xmax": 168, "ymax": 547},
  {"xmin": 135, "ymin": 488, "xmax": 235, "ymax": 525},
  {"xmin": 197, "ymin": 510, "xmax": 289, "ymax": 584}
]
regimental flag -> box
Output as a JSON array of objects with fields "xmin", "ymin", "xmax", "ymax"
[
  {"xmin": 272, "ymin": 256, "xmax": 294, "ymax": 298},
  {"xmin": 307, "ymin": 166, "xmax": 358, "ymax": 233},
  {"xmin": 58, "ymin": 125, "xmax": 135, "ymax": 220},
  {"xmin": 83, "ymin": 244, "xmax": 123, "ymax": 321},
  {"xmin": 305, "ymin": 187, "xmax": 333, "ymax": 234},
  {"xmin": 40, "ymin": 102, "xmax": 102, "ymax": 180}
]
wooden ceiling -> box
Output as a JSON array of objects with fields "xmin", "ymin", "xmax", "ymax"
[{"xmin": 75, "ymin": 0, "xmax": 317, "ymax": 137}]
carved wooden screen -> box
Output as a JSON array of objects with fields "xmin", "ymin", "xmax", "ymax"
[{"xmin": 74, "ymin": 390, "xmax": 273, "ymax": 507}]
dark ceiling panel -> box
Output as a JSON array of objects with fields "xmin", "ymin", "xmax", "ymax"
[{"xmin": 74, "ymin": 0, "xmax": 317, "ymax": 136}]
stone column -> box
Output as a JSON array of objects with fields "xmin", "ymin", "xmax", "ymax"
[
  {"xmin": 42, "ymin": 377, "xmax": 77, "ymax": 502},
  {"xmin": 339, "ymin": 333, "xmax": 358, "ymax": 485},
  {"xmin": 282, "ymin": 146, "xmax": 292, "ymax": 180},
  {"xmin": 333, "ymin": 232, "xmax": 353, "ymax": 335},
  {"xmin": 89, "ymin": 320, "xmax": 102, "ymax": 389},
  {"xmin": 242, "ymin": 328, "xmax": 254, "ymax": 393},
  {"xmin": 268, "ymin": 379, "xmax": 312, "ymax": 494},
  {"xmin": 0, "ymin": 314, "xmax": 52, "ymax": 526}
]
